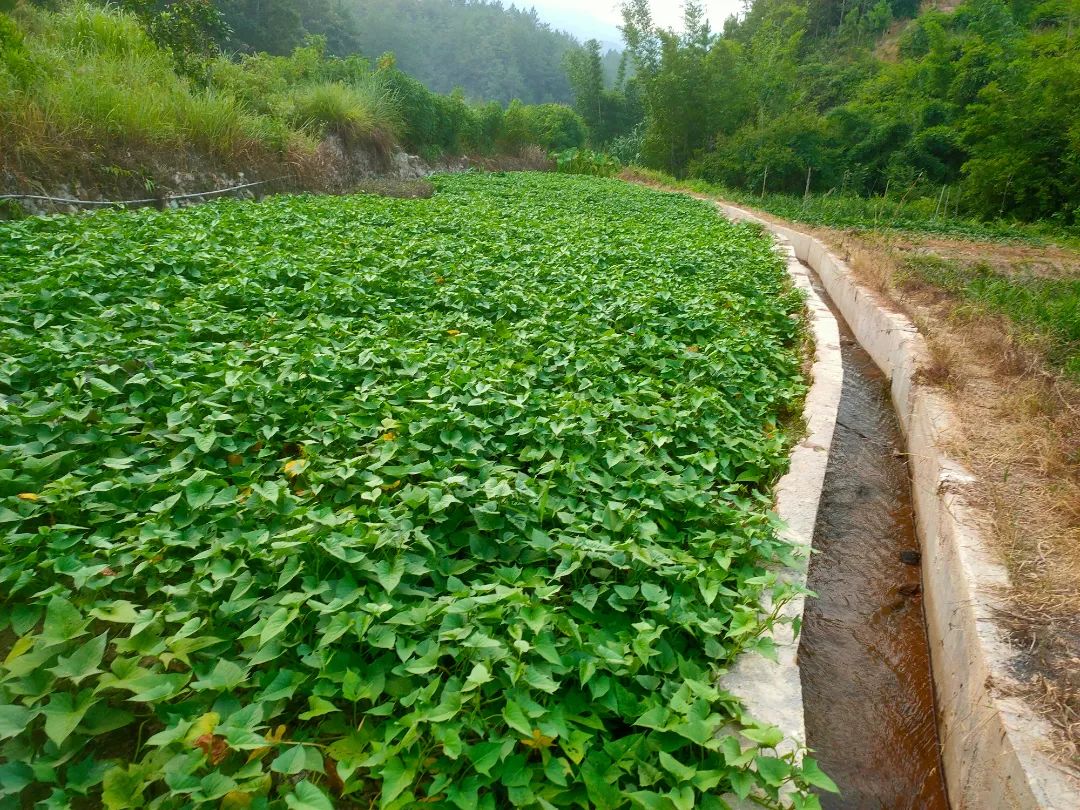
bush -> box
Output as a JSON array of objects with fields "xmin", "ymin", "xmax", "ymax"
[
  {"xmin": 554, "ymin": 147, "xmax": 620, "ymax": 177},
  {"xmin": 608, "ymin": 123, "xmax": 644, "ymax": 166},
  {"xmin": 503, "ymin": 100, "xmax": 587, "ymax": 152},
  {"xmin": 691, "ymin": 110, "xmax": 835, "ymax": 195},
  {"xmin": 378, "ymin": 69, "xmax": 507, "ymax": 157}
]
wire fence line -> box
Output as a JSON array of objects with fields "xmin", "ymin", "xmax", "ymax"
[{"xmin": 0, "ymin": 176, "xmax": 289, "ymax": 209}]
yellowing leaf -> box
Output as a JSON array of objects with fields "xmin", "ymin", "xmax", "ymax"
[
  {"xmin": 246, "ymin": 725, "xmax": 288, "ymax": 764},
  {"xmin": 446, "ymin": 329, "xmax": 461, "ymax": 336},
  {"xmin": 521, "ymin": 729, "xmax": 556, "ymax": 750},
  {"xmin": 283, "ymin": 459, "xmax": 307, "ymax": 478},
  {"xmin": 184, "ymin": 712, "xmax": 221, "ymax": 745},
  {"xmin": 221, "ymin": 790, "xmax": 254, "ymax": 809},
  {"xmin": 3, "ymin": 635, "xmax": 34, "ymax": 666},
  {"xmin": 16, "ymin": 493, "xmax": 39, "ymax": 501}
]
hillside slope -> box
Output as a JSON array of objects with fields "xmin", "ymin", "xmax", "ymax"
[{"xmin": 0, "ymin": 2, "xmax": 586, "ymax": 206}]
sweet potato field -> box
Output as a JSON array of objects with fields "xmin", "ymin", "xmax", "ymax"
[{"xmin": 0, "ymin": 174, "xmax": 831, "ymax": 808}]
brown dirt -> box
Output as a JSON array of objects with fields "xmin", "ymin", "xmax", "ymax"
[
  {"xmin": 873, "ymin": 19, "xmax": 911, "ymax": 63},
  {"xmin": 1, "ymin": 139, "xmax": 554, "ymax": 217},
  {"xmin": 894, "ymin": 234, "xmax": 1080, "ymax": 279}
]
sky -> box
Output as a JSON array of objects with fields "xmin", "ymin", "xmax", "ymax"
[{"xmin": 525, "ymin": 1, "xmax": 747, "ymax": 48}]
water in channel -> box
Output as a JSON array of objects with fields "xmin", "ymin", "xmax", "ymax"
[{"xmin": 798, "ymin": 306, "xmax": 950, "ymax": 809}]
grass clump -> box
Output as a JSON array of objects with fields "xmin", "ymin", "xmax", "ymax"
[
  {"xmin": 905, "ymin": 255, "xmax": 1080, "ymax": 380},
  {"xmin": 0, "ymin": 2, "xmax": 278, "ymax": 170},
  {"xmin": 282, "ymin": 77, "xmax": 401, "ymax": 149}
]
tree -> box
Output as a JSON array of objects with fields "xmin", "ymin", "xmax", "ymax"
[
  {"xmin": 118, "ymin": 0, "xmax": 230, "ymax": 77},
  {"xmin": 564, "ymin": 39, "xmax": 604, "ymax": 133}
]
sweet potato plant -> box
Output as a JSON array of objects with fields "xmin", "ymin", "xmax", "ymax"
[{"xmin": 0, "ymin": 174, "xmax": 833, "ymax": 808}]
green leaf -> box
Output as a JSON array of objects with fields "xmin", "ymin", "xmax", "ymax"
[
  {"xmin": 467, "ymin": 741, "xmax": 503, "ymax": 776},
  {"xmin": 581, "ymin": 753, "xmax": 622, "ymax": 810},
  {"xmin": 298, "ymin": 696, "xmax": 339, "ymax": 720},
  {"xmin": 259, "ymin": 607, "xmax": 296, "ymax": 647},
  {"xmin": 49, "ymin": 632, "xmax": 108, "ymax": 684},
  {"xmin": 658, "ymin": 751, "xmax": 697, "ymax": 783},
  {"xmin": 501, "ymin": 700, "xmax": 533, "ymax": 736},
  {"xmin": 194, "ymin": 431, "xmax": 217, "ymax": 453},
  {"xmin": 185, "ymin": 480, "xmax": 216, "ymax": 508},
  {"xmin": 41, "ymin": 689, "xmax": 96, "ymax": 745},
  {"xmin": 671, "ymin": 715, "xmax": 715, "ymax": 746},
  {"xmin": 728, "ymin": 769, "xmax": 754, "ymax": 800},
  {"xmin": 462, "ymin": 662, "xmax": 492, "ymax": 692},
  {"xmin": 627, "ymin": 790, "xmax": 674, "ymax": 810},
  {"xmin": 89, "ymin": 601, "xmax": 143, "ymax": 624},
  {"xmin": 101, "ymin": 765, "xmax": 148, "ymax": 810},
  {"xmin": 634, "ymin": 705, "xmax": 670, "ymax": 730},
  {"xmin": 0, "ymin": 704, "xmax": 32, "ymax": 740},
  {"xmin": 0, "ymin": 761, "xmax": 34, "ymax": 797},
  {"xmin": 285, "ymin": 780, "xmax": 334, "ymax": 810},
  {"xmin": 799, "ymin": 757, "xmax": 839, "ymax": 793},
  {"xmin": 372, "ymin": 556, "xmax": 405, "ymax": 594},
  {"xmin": 792, "ymin": 792, "xmax": 824, "ymax": 810},
  {"xmin": 195, "ymin": 771, "xmax": 238, "ymax": 801},
  {"xmin": 380, "ymin": 756, "xmax": 414, "ymax": 808},
  {"xmin": 272, "ymin": 745, "xmax": 308, "ymax": 775},
  {"xmin": 755, "ymin": 755, "xmax": 791, "ymax": 787},
  {"xmin": 192, "ymin": 659, "xmax": 246, "ymax": 691},
  {"xmin": 41, "ymin": 595, "xmax": 88, "ymax": 646},
  {"xmin": 742, "ymin": 724, "xmax": 784, "ymax": 748}
]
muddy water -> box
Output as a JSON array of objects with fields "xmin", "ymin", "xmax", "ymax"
[{"xmin": 799, "ymin": 319, "xmax": 950, "ymax": 809}]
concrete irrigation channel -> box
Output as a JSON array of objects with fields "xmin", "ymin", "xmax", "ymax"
[{"xmin": 698, "ymin": 197, "xmax": 1080, "ymax": 809}]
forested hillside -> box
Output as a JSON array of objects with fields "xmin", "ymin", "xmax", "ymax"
[
  {"xmin": 594, "ymin": 0, "xmax": 1080, "ymax": 223},
  {"xmin": 216, "ymin": 0, "xmax": 580, "ymax": 104}
]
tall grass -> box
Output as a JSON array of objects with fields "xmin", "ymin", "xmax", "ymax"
[
  {"xmin": 0, "ymin": 1, "xmax": 585, "ymax": 189},
  {"xmin": 282, "ymin": 77, "xmax": 402, "ymax": 148},
  {"xmin": 907, "ymin": 255, "xmax": 1080, "ymax": 380},
  {"xmin": 0, "ymin": 2, "xmax": 403, "ymax": 177},
  {"xmin": 0, "ymin": 2, "xmax": 282, "ymax": 169}
]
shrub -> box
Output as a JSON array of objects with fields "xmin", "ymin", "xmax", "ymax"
[
  {"xmin": 608, "ymin": 123, "xmax": 644, "ymax": 166},
  {"xmin": 554, "ymin": 147, "xmax": 621, "ymax": 177},
  {"xmin": 503, "ymin": 100, "xmax": 587, "ymax": 152}
]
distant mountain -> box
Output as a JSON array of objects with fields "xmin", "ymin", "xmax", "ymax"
[
  {"xmin": 345, "ymin": 0, "xmax": 579, "ymax": 104},
  {"xmin": 524, "ymin": 1, "xmax": 624, "ymax": 50},
  {"xmin": 219, "ymin": 0, "xmax": 595, "ymax": 105}
]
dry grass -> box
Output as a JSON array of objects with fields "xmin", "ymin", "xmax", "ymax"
[{"xmin": 350, "ymin": 178, "xmax": 435, "ymax": 199}]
